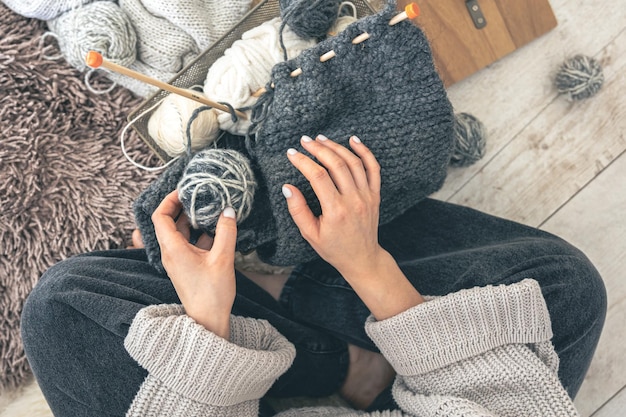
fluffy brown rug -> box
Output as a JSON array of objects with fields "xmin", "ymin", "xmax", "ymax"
[{"xmin": 0, "ymin": 3, "xmax": 158, "ymax": 392}]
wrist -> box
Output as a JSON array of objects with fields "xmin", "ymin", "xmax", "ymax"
[
  {"xmin": 340, "ymin": 249, "xmax": 424, "ymax": 321},
  {"xmin": 188, "ymin": 309, "xmax": 231, "ymax": 340}
]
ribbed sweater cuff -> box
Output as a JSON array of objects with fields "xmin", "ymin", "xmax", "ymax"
[
  {"xmin": 124, "ymin": 304, "xmax": 296, "ymax": 406},
  {"xmin": 365, "ymin": 279, "xmax": 553, "ymax": 376}
]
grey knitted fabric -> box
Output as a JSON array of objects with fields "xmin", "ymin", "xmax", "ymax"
[
  {"xmin": 124, "ymin": 279, "xmax": 580, "ymax": 417},
  {"xmin": 135, "ymin": 0, "xmax": 454, "ymax": 270},
  {"xmin": 250, "ymin": 1, "xmax": 453, "ymax": 264}
]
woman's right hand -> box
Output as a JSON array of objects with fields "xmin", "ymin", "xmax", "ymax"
[{"xmin": 283, "ymin": 135, "xmax": 424, "ymax": 320}]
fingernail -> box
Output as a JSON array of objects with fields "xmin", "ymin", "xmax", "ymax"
[
  {"xmin": 351, "ymin": 135, "xmax": 361, "ymax": 144},
  {"xmin": 287, "ymin": 148, "xmax": 298, "ymax": 155},
  {"xmin": 223, "ymin": 207, "xmax": 236, "ymax": 219},
  {"xmin": 282, "ymin": 185, "xmax": 293, "ymax": 198},
  {"xmin": 317, "ymin": 134, "xmax": 328, "ymax": 141},
  {"xmin": 301, "ymin": 135, "xmax": 313, "ymax": 143}
]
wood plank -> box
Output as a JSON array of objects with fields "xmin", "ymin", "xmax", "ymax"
[
  {"xmin": 593, "ymin": 385, "xmax": 626, "ymax": 417},
  {"xmin": 541, "ymin": 152, "xmax": 626, "ymax": 416},
  {"xmin": 440, "ymin": 27, "xmax": 626, "ymax": 226},
  {"xmin": 434, "ymin": 0, "xmax": 626, "ymax": 201}
]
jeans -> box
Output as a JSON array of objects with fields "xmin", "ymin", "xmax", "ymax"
[{"xmin": 21, "ymin": 199, "xmax": 607, "ymax": 417}]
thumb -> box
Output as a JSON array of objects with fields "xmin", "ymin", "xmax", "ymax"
[
  {"xmin": 211, "ymin": 207, "xmax": 238, "ymax": 259},
  {"xmin": 283, "ymin": 184, "xmax": 318, "ymax": 240}
]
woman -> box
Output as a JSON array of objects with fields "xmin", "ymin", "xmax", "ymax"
[{"xmin": 22, "ymin": 136, "xmax": 605, "ymax": 416}]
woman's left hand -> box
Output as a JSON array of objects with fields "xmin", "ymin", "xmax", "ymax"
[{"xmin": 152, "ymin": 190, "xmax": 238, "ymax": 340}]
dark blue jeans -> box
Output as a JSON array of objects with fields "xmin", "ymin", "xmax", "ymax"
[{"xmin": 21, "ymin": 199, "xmax": 607, "ymax": 417}]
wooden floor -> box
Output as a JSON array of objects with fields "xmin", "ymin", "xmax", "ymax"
[
  {"xmin": 435, "ymin": 0, "xmax": 626, "ymax": 414},
  {"xmin": 1, "ymin": 0, "xmax": 625, "ymax": 415}
]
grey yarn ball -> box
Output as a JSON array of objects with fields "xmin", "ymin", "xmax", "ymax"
[
  {"xmin": 555, "ymin": 55, "xmax": 604, "ymax": 101},
  {"xmin": 47, "ymin": 1, "xmax": 137, "ymax": 70},
  {"xmin": 280, "ymin": 0, "xmax": 341, "ymax": 39},
  {"xmin": 177, "ymin": 149, "xmax": 257, "ymax": 231},
  {"xmin": 450, "ymin": 113, "xmax": 487, "ymax": 167}
]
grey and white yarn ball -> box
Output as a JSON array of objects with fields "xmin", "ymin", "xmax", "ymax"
[
  {"xmin": 450, "ymin": 113, "xmax": 487, "ymax": 167},
  {"xmin": 555, "ymin": 55, "xmax": 604, "ymax": 101},
  {"xmin": 177, "ymin": 149, "xmax": 257, "ymax": 231}
]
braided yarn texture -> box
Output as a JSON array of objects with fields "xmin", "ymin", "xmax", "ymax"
[{"xmin": 251, "ymin": 2, "xmax": 454, "ymax": 265}]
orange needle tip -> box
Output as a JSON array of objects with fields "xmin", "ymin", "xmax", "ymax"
[
  {"xmin": 406, "ymin": 3, "xmax": 420, "ymax": 19},
  {"xmin": 85, "ymin": 51, "xmax": 103, "ymax": 68}
]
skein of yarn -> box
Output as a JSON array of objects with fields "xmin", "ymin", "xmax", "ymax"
[
  {"xmin": 280, "ymin": 0, "xmax": 341, "ymax": 39},
  {"xmin": 555, "ymin": 55, "xmax": 604, "ymax": 101},
  {"xmin": 203, "ymin": 17, "xmax": 317, "ymax": 135},
  {"xmin": 450, "ymin": 113, "xmax": 487, "ymax": 167},
  {"xmin": 147, "ymin": 91, "xmax": 221, "ymax": 158},
  {"xmin": 177, "ymin": 149, "xmax": 257, "ymax": 231},
  {"xmin": 46, "ymin": 1, "xmax": 137, "ymax": 70}
]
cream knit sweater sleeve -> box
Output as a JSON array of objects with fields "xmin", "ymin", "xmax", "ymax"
[
  {"xmin": 124, "ymin": 279, "xmax": 580, "ymax": 417},
  {"xmin": 124, "ymin": 304, "xmax": 296, "ymax": 417}
]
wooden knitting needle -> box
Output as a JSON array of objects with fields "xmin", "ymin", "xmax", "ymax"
[
  {"xmin": 251, "ymin": 4, "xmax": 420, "ymax": 97},
  {"xmin": 85, "ymin": 51, "xmax": 247, "ymax": 120},
  {"xmin": 389, "ymin": 2, "xmax": 420, "ymax": 25}
]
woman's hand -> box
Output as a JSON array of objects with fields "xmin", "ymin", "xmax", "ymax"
[
  {"xmin": 283, "ymin": 135, "xmax": 424, "ymax": 320},
  {"xmin": 152, "ymin": 190, "xmax": 237, "ymax": 339},
  {"xmin": 283, "ymin": 135, "xmax": 385, "ymax": 278}
]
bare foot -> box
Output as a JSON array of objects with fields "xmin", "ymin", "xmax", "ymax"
[
  {"xmin": 127, "ymin": 229, "xmax": 144, "ymax": 249},
  {"xmin": 339, "ymin": 344, "xmax": 396, "ymax": 410}
]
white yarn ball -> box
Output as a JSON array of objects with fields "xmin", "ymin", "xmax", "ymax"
[
  {"xmin": 148, "ymin": 91, "xmax": 221, "ymax": 157},
  {"xmin": 203, "ymin": 17, "xmax": 317, "ymax": 135},
  {"xmin": 328, "ymin": 15, "xmax": 358, "ymax": 35}
]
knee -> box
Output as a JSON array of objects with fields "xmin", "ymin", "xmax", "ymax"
[{"xmin": 21, "ymin": 256, "xmax": 92, "ymax": 348}]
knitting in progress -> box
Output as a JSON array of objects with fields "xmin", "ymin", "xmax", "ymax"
[
  {"xmin": 39, "ymin": 0, "xmax": 253, "ymax": 97},
  {"xmin": 135, "ymin": 0, "xmax": 454, "ymax": 270}
]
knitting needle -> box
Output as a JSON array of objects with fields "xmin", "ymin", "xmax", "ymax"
[
  {"xmin": 252, "ymin": 4, "xmax": 420, "ymax": 97},
  {"xmin": 85, "ymin": 51, "xmax": 247, "ymax": 120},
  {"xmin": 389, "ymin": 2, "xmax": 420, "ymax": 26}
]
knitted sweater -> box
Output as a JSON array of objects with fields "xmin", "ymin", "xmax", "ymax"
[{"xmin": 124, "ymin": 279, "xmax": 580, "ymax": 417}]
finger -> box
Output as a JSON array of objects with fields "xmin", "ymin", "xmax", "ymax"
[
  {"xmin": 152, "ymin": 191, "xmax": 189, "ymax": 251},
  {"xmin": 300, "ymin": 135, "xmax": 357, "ymax": 194},
  {"xmin": 175, "ymin": 211, "xmax": 192, "ymax": 241},
  {"xmin": 286, "ymin": 148, "xmax": 339, "ymax": 208},
  {"xmin": 282, "ymin": 184, "xmax": 319, "ymax": 242},
  {"xmin": 210, "ymin": 207, "xmax": 238, "ymax": 262},
  {"xmin": 315, "ymin": 135, "xmax": 369, "ymax": 190},
  {"xmin": 349, "ymin": 136, "xmax": 381, "ymax": 194}
]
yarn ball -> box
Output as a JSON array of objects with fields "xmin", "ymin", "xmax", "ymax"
[
  {"xmin": 449, "ymin": 113, "xmax": 487, "ymax": 167},
  {"xmin": 203, "ymin": 17, "xmax": 316, "ymax": 135},
  {"xmin": 329, "ymin": 15, "xmax": 358, "ymax": 35},
  {"xmin": 177, "ymin": 149, "xmax": 257, "ymax": 231},
  {"xmin": 555, "ymin": 55, "xmax": 604, "ymax": 101},
  {"xmin": 46, "ymin": 1, "xmax": 137, "ymax": 70},
  {"xmin": 148, "ymin": 92, "xmax": 221, "ymax": 158},
  {"xmin": 279, "ymin": 0, "xmax": 342, "ymax": 39}
]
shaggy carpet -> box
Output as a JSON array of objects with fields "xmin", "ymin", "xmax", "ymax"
[{"xmin": 0, "ymin": 3, "xmax": 158, "ymax": 392}]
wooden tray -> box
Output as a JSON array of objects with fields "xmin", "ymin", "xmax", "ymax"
[{"xmin": 403, "ymin": 0, "xmax": 558, "ymax": 85}]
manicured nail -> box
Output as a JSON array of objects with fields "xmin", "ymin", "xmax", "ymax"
[
  {"xmin": 317, "ymin": 134, "xmax": 328, "ymax": 141},
  {"xmin": 301, "ymin": 135, "xmax": 313, "ymax": 143},
  {"xmin": 287, "ymin": 148, "xmax": 298, "ymax": 155},
  {"xmin": 282, "ymin": 185, "xmax": 293, "ymax": 198},
  {"xmin": 223, "ymin": 207, "xmax": 236, "ymax": 219},
  {"xmin": 351, "ymin": 135, "xmax": 361, "ymax": 144}
]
